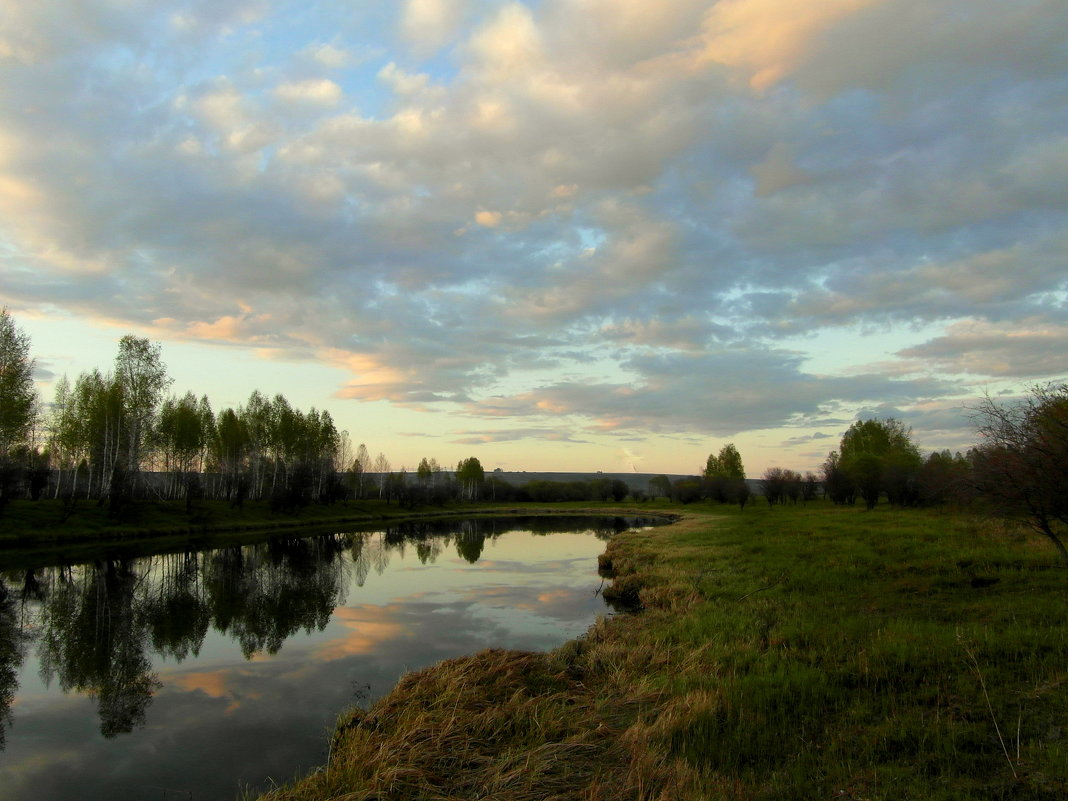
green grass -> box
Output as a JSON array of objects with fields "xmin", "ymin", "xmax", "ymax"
[
  {"xmin": 256, "ymin": 501, "xmax": 1067, "ymax": 801},
  {"xmin": 601, "ymin": 503, "xmax": 1068, "ymax": 799}
]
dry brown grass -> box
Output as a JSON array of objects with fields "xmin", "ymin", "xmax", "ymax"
[
  {"xmin": 256, "ymin": 523, "xmax": 711, "ymax": 801},
  {"xmin": 257, "ymin": 641, "xmax": 700, "ymax": 801}
]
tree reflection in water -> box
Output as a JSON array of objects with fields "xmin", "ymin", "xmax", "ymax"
[
  {"xmin": 36, "ymin": 559, "xmax": 162, "ymax": 738},
  {"xmin": 0, "ymin": 515, "xmax": 661, "ymax": 746},
  {"xmin": 3, "ymin": 535, "xmax": 352, "ymax": 741},
  {"xmin": 0, "ymin": 581, "xmax": 28, "ymax": 749}
]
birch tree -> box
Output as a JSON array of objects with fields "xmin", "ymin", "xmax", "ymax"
[
  {"xmin": 213, "ymin": 407, "xmax": 249, "ymax": 499},
  {"xmin": 352, "ymin": 443, "xmax": 370, "ymax": 499},
  {"xmin": 114, "ymin": 335, "xmax": 171, "ymax": 476},
  {"xmin": 373, "ymin": 452, "xmax": 390, "ymax": 498},
  {"xmin": 0, "ymin": 309, "xmax": 37, "ymax": 459}
]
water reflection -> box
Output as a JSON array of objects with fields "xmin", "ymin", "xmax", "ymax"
[
  {"xmin": 0, "ymin": 515, "xmax": 664, "ymax": 799},
  {"xmin": 36, "ymin": 559, "xmax": 162, "ymax": 738},
  {"xmin": 0, "ymin": 582, "xmax": 26, "ymax": 750},
  {"xmin": 0, "ymin": 517, "xmax": 656, "ymax": 745}
]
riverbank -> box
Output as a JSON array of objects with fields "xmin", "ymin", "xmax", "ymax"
[
  {"xmin": 256, "ymin": 503, "xmax": 1067, "ymax": 801},
  {"xmin": 0, "ymin": 497, "xmax": 677, "ymax": 566}
]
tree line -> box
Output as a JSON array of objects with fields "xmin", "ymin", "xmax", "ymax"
[
  {"xmin": 2, "ymin": 309, "xmax": 1066, "ymax": 561},
  {"xmin": 651, "ymin": 397, "xmax": 1068, "ymax": 565},
  {"xmin": 0, "ymin": 310, "xmax": 444, "ymax": 511},
  {"xmin": 0, "ymin": 310, "xmax": 558, "ymax": 513},
  {"xmin": 755, "ymin": 400, "xmax": 1068, "ymax": 565}
]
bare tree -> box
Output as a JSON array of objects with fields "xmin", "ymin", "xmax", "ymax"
[{"xmin": 970, "ymin": 384, "xmax": 1068, "ymax": 566}]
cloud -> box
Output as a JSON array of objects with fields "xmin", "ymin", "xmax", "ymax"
[
  {"xmin": 301, "ymin": 42, "xmax": 353, "ymax": 69},
  {"xmin": 897, "ymin": 319, "xmax": 1068, "ymax": 379},
  {"xmin": 693, "ymin": 0, "xmax": 876, "ymax": 91},
  {"xmin": 464, "ymin": 346, "xmax": 962, "ymax": 437},
  {"xmin": 401, "ymin": 0, "xmax": 466, "ymax": 54},
  {"xmin": 0, "ymin": 0, "xmax": 1065, "ymax": 463},
  {"xmin": 273, "ymin": 79, "xmax": 343, "ymax": 107},
  {"xmin": 449, "ymin": 427, "xmax": 590, "ymax": 445},
  {"xmin": 314, "ymin": 606, "xmax": 408, "ymax": 660}
]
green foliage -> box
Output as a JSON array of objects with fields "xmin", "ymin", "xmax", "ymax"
[
  {"xmin": 836, "ymin": 418, "xmax": 922, "ymax": 509},
  {"xmin": 114, "ymin": 334, "xmax": 172, "ymax": 474},
  {"xmin": 0, "ymin": 309, "xmax": 37, "ymax": 458},
  {"xmin": 156, "ymin": 392, "xmax": 212, "ymax": 475},
  {"xmin": 648, "ymin": 475, "xmax": 672, "ymax": 499},
  {"xmin": 704, "ymin": 442, "xmax": 745, "ymax": 480},
  {"xmin": 416, "ymin": 457, "xmax": 432, "ymax": 483},
  {"xmin": 455, "ymin": 456, "xmax": 485, "ymax": 500},
  {"xmin": 917, "ymin": 449, "xmax": 971, "ymax": 506}
]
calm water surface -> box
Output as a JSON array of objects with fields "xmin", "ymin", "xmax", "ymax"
[{"xmin": 0, "ymin": 516, "xmax": 663, "ymax": 801}]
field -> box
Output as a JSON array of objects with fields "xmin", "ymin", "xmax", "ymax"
[{"xmin": 252, "ymin": 501, "xmax": 1067, "ymax": 801}]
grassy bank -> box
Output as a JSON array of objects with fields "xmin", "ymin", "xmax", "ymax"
[{"xmin": 256, "ymin": 502, "xmax": 1067, "ymax": 801}]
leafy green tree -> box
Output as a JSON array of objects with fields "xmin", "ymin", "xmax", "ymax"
[
  {"xmin": 703, "ymin": 444, "xmax": 747, "ymax": 506},
  {"xmin": 373, "ymin": 452, "xmax": 391, "ymax": 498},
  {"xmin": 917, "ymin": 450, "xmax": 971, "ymax": 506},
  {"xmin": 213, "ymin": 407, "xmax": 249, "ymax": 503},
  {"xmin": 70, "ymin": 369, "xmax": 125, "ymax": 499},
  {"xmin": 456, "ymin": 456, "xmax": 485, "ymax": 500},
  {"xmin": 0, "ymin": 309, "xmax": 37, "ymax": 459},
  {"xmin": 48, "ymin": 375, "xmax": 78, "ymax": 497},
  {"xmin": 672, "ymin": 477, "xmax": 704, "ymax": 504},
  {"xmin": 310, "ymin": 408, "xmax": 341, "ymax": 500},
  {"xmin": 822, "ymin": 450, "xmax": 854, "ymax": 505},
  {"xmin": 761, "ymin": 467, "xmax": 788, "ymax": 506},
  {"xmin": 704, "ymin": 443, "xmax": 745, "ymax": 480},
  {"xmin": 241, "ymin": 391, "xmax": 274, "ymax": 499},
  {"xmin": 156, "ymin": 392, "xmax": 209, "ymax": 496},
  {"xmin": 837, "ymin": 418, "xmax": 922, "ymax": 509},
  {"xmin": 269, "ymin": 394, "xmax": 300, "ymax": 493},
  {"xmin": 114, "ymin": 335, "xmax": 171, "ymax": 475},
  {"xmin": 417, "ymin": 457, "xmax": 433, "ymax": 484}
]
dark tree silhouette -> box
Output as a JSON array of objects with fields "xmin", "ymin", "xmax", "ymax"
[{"xmin": 970, "ymin": 384, "xmax": 1068, "ymax": 566}]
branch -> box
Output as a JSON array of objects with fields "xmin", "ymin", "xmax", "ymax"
[{"xmin": 738, "ymin": 571, "xmax": 787, "ymax": 601}]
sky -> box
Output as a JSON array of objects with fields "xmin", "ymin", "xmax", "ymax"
[{"xmin": 1, "ymin": 0, "xmax": 1066, "ymax": 477}]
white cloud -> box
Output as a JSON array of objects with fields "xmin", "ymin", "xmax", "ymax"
[
  {"xmin": 303, "ymin": 42, "xmax": 352, "ymax": 69},
  {"xmin": 466, "ymin": 2, "xmax": 542, "ymax": 77},
  {"xmin": 274, "ymin": 79, "xmax": 343, "ymax": 107},
  {"xmin": 401, "ymin": 0, "xmax": 465, "ymax": 53},
  {"xmin": 0, "ymin": 0, "xmax": 1065, "ymax": 464}
]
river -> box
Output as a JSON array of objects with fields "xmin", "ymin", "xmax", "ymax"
[{"xmin": 0, "ymin": 515, "xmax": 664, "ymax": 800}]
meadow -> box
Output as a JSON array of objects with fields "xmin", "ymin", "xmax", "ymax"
[{"xmin": 252, "ymin": 501, "xmax": 1067, "ymax": 801}]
